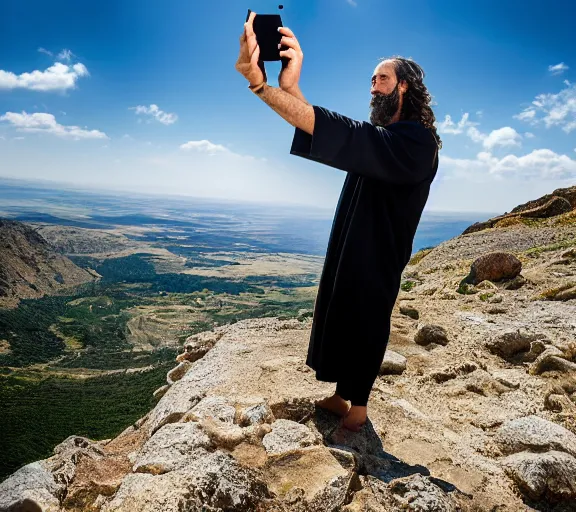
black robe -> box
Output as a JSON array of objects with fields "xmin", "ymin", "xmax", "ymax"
[{"xmin": 290, "ymin": 105, "xmax": 439, "ymax": 384}]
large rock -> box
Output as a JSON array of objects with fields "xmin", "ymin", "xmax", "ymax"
[
  {"xmin": 529, "ymin": 347, "xmax": 576, "ymax": 375},
  {"xmin": 494, "ymin": 415, "xmax": 576, "ymax": 458},
  {"xmin": 263, "ymin": 445, "xmax": 353, "ymax": 509},
  {"xmin": 262, "ymin": 419, "xmax": 323, "ymax": 455},
  {"xmin": 0, "ymin": 461, "xmax": 62, "ymax": 512},
  {"xmin": 101, "ymin": 451, "xmax": 271, "ymax": 512},
  {"xmin": 464, "ymin": 252, "xmax": 522, "ymax": 285},
  {"xmin": 342, "ymin": 473, "xmax": 459, "ymax": 512},
  {"xmin": 184, "ymin": 395, "xmax": 237, "ymax": 423},
  {"xmin": 485, "ymin": 330, "xmax": 546, "ymax": 360},
  {"xmin": 132, "ymin": 422, "xmax": 213, "ymax": 475},
  {"xmin": 501, "ymin": 450, "xmax": 576, "ymax": 502}
]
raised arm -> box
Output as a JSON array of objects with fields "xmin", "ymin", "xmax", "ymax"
[{"xmin": 290, "ymin": 106, "xmax": 438, "ymax": 185}]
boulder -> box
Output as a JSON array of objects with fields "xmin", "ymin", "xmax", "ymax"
[
  {"xmin": 132, "ymin": 422, "xmax": 213, "ymax": 475},
  {"xmin": 464, "ymin": 252, "xmax": 522, "ymax": 285},
  {"xmin": 484, "ymin": 331, "xmax": 546, "ymax": 360},
  {"xmin": 501, "ymin": 450, "xmax": 576, "ymax": 502},
  {"xmin": 262, "ymin": 419, "xmax": 323, "ymax": 455},
  {"xmin": 494, "ymin": 415, "xmax": 576, "ymax": 458},
  {"xmin": 0, "ymin": 462, "xmax": 62, "ymax": 512},
  {"xmin": 101, "ymin": 451, "xmax": 271, "ymax": 512}
]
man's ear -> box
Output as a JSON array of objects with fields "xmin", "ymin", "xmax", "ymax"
[{"xmin": 400, "ymin": 80, "xmax": 408, "ymax": 94}]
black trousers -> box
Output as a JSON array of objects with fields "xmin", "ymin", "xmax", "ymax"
[{"xmin": 335, "ymin": 373, "xmax": 376, "ymax": 407}]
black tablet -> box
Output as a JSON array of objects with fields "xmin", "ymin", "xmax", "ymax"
[{"xmin": 246, "ymin": 9, "xmax": 287, "ymax": 63}]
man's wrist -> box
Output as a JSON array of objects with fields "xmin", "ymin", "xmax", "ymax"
[{"xmin": 249, "ymin": 81, "xmax": 268, "ymax": 94}]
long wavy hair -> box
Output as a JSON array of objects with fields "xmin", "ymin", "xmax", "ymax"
[{"xmin": 380, "ymin": 56, "xmax": 442, "ymax": 150}]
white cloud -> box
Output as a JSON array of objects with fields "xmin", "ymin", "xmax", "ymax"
[
  {"xmin": 441, "ymin": 148, "xmax": 576, "ymax": 181},
  {"xmin": 0, "ymin": 62, "xmax": 89, "ymax": 92},
  {"xmin": 346, "ymin": 0, "xmax": 358, "ymax": 6},
  {"xmin": 57, "ymin": 49, "xmax": 74, "ymax": 62},
  {"xmin": 0, "ymin": 111, "xmax": 107, "ymax": 140},
  {"xmin": 466, "ymin": 126, "xmax": 486, "ymax": 143},
  {"xmin": 180, "ymin": 139, "xmax": 230, "ymax": 154},
  {"xmin": 179, "ymin": 139, "xmax": 266, "ymax": 162},
  {"xmin": 514, "ymin": 82, "xmax": 576, "ymax": 133},
  {"xmin": 482, "ymin": 127, "xmax": 522, "ymax": 150},
  {"xmin": 131, "ymin": 104, "xmax": 178, "ymax": 125},
  {"xmin": 37, "ymin": 47, "xmax": 53, "ymax": 57},
  {"xmin": 437, "ymin": 113, "xmax": 522, "ymax": 150},
  {"xmin": 548, "ymin": 62, "xmax": 569, "ymax": 75},
  {"xmin": 436, "ymin": 113, "xmax": 478, "ymax": 135},
  {"xmin": 525, "ymin": 132, "xmax": 535, "ymax": 138}
]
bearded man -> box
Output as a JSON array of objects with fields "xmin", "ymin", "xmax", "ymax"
[{"xmin": 236, "ymin": 12, "xmax": 442, "ymax": 431}]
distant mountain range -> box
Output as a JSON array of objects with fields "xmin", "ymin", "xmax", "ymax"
[{"xmin": 0, "ymin": 219, "xmax": 97, "ymax": 308}]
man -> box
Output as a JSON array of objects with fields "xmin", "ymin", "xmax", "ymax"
[{"xmin": 236, "ymin": 12, "xmax": 441, "ymax": 431}]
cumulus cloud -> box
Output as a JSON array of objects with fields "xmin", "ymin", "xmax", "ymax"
[
  {"xmin": 0, "ymin": 62, "xmax": 89, "ymax": 92},
  {"xmin": 437, "ymin": 113, "xmax": 522, "ymax": 150},
  {"xmin": 131, "ymin": 104, "xmax": 178, "ymax": 125},
  {"xmin": 525, "ymin": 132, "xmax": 535, "ymax": 138},
  {"xmin": 514, "ymin": 82, "xmax": 576, "ymax": 133},
  {"xmin": 441, "ymin": 148, "xmax": 576, "ymax": 181},
  {"xmin": 482, "ymin": 127, "xmax": 522, "ymax": 150},
  {"xmin": 0, "ymin": 111, "xmax": 107, "ymax": 140},
  {"xmin": 548, "ymin": 62, "xmax": 569, "ymax": 75}
]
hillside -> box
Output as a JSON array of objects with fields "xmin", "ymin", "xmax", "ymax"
[
  {"xmin": 0, "ymin": 219, "xmax": 98, "ymax": 308},
  {"xmin": 2, "ymin": 188, "xmax": 576, "ymax": 511}
]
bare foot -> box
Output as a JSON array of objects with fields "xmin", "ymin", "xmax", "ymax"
[
  {"xmin": 341, "ymin": 405, "xmax": 367, "ymax": 432},
  {"xmin": 315, "ymin": 394, "xmax": 350, "ymax": 417}
]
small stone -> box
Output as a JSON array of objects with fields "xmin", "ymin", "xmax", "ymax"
[
  {"xmin": 379, "ymin": 350, "xmax": 407, "ymax": 375},
  {"xmin": 399, "ymin": 305, "xmax": 419, "ymax": 319},
  {"xmin": 503, "ymin": 275, "xmax": 527, "ymax": 290},
  {"xmin": 414, "ymin": 324, "xmax": 449, "ymax": 346}
]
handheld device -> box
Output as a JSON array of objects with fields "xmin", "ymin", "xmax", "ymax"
[{"xmin": 246, "ymin": 9, "xmax": 289, "ymax": 68}]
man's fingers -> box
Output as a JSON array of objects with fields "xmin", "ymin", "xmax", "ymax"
[
  {"xmin": 279, "ymin": 48, "xmax": 298, "ymax": 59},
  {"xmin": 278, "ymin": 26, "xmax": 295, "ymax": 38},
  {"xmin": 250, "ymin": 44, "xmax": 260, "ymax": 67},
  {"xmin": 279, "ymin": 35, "xmax": 301, "ymax": 53},
  {"xmin": 246, "ymin": 32, "xmax": 258, "ymax": 56},
  {"xmin": 245, "ymin": 11, "xmax": 256, "ymax": 38}
]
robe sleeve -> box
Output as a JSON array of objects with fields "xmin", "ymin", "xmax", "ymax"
[{"xmin": 290, "ymin": 105, "xmax": 436, "ymax": 185}]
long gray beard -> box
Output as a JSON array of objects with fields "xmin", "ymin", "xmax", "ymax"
[{"xmin": 369, "ymin": 83, "xmax": 400, "ymax": 126}]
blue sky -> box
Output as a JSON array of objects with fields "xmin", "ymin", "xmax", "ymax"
[{"xmin": 1, "ymin": 0, "xmax": 575, "ymax": 213}]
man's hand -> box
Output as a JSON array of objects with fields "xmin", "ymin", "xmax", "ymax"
[
  {"xmin": 278, "ymin": 26, "xmax": 304, "ymax": 92},
  {"xmin": 235, "ymin": 11, "xmax": 267, "ymax": 86}
]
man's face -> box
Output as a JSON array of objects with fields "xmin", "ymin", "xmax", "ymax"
[{"xmin": 369, "ymin": 60, "xmax": 405, "ymax": 127}]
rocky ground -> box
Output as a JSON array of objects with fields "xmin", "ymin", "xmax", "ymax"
[{"xmin": 2, "ymin": 192, "xmax": 576, "ymax": 511}]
